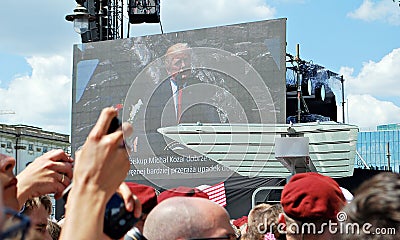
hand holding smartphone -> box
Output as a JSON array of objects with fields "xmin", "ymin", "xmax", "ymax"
[
  {"xmin": 62, "ymin": 116, "xmax": 139, "ymax": 239},
  {"xmin": 62, "ymin": 116, "xmax": 122, "ymax": 202}
]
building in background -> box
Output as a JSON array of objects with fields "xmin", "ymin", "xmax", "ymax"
[
  {"xmin": 356, "ymin": 123, "xmax": 400, "ymax": 173},
  {"xmin": 0, "ymin": 123, "xmax": 70, "ymax": 175}
]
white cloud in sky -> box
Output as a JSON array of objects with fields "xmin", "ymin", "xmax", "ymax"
[
  {"xmin": 346, "ymin": 94, "xmax": 400, "ymax": 130},
  {"xmin": 348, "ymin": 0, "xmax": 400, "ymax": 25},
  {"xmin": 340, "ymin": 48, "xmax": 400, "ymax": 129},
  {"xmin": 0, "ymin": 55, "xmax": 72, "ymax": 134},
  {"xmin": 342, "ymin": 48, "xmax": 400, "ymax": 97}
]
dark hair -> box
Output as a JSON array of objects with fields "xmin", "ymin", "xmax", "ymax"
[
  {"xmin": 340, "ymin": 172, "xmax": 400, "ymax": 240},
  {"xmin": 21, "ymin": 195, "xmax": 52, "ymax": 216},
  {"xmin": 47, "ymin": 220, "xmax": 61, "ymax": 240}
]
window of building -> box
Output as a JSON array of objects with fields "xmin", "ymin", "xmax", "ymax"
[
  {"xmin": 6, "ymin": 141, "xmax": 12, "ymax": 149},
  {"xmin": 43, "ymin": 146, "xmax": 48, "ymax": 153},
  {"xmin": 15, "ymin": 145, "xmax": 26, "ymax": 150},
  {"xmin": 28, "ymin": 144, "xmax": 34, "ymax": 151}
]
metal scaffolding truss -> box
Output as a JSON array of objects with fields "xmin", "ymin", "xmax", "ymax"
[{"xmin": 106, "ymin": 0, "xmax": 124, "ymax": 40}]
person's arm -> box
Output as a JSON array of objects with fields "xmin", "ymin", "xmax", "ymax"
[
  {"xmin": 16, "ymin": 149, "xmax": 73, "ymax": 208},
  {"xmin": 63, "ymin": 182, "xmax": 109, "ymax": 240},
  {"xmin": 60, "ymin": 107, "xmax": 137, "ymax": 240}
]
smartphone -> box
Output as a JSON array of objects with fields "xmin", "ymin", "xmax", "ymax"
[{"xmin": 107, "ymin": 116, "xmax": 121, "ymax": 134}]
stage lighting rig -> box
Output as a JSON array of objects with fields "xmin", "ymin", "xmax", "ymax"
[
  {"xmin": 128, "ymin": 0, "xmax": 160, "ymax": 24},
  {"xmin": 66, "ymin": 0, "xmax": 124, "ymax": 43},
  {"xmin": 67, "ymin": 0, "xmax": 162, "ymax": 42}
]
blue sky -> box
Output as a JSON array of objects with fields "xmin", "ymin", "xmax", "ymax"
[{"xmin": 0, "ymin": 0, "xmax": 399, "ymax": 134}]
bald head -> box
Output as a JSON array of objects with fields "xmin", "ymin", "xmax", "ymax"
[{"xmin": 143, "ymin": 197, "xmax": 234, "ymax": 240}]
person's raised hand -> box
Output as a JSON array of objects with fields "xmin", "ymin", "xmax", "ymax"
[
  {"xmin": 16, "ymin": 149, "xmax": 73, "ymax": 207},
  {"xmin": 60, "ymin": 107, "xmax": 133, "ymax": 240},
  {"xmin": 72, "ymin": 107, "xmax": 133, "ymax": 204}
]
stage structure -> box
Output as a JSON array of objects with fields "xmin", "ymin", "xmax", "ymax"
[
  {"xmin": 66, "ymin": 0, "xmax": 125, "ymax": 43},
  {"xmin": 285, "ymin": 47, "xmax": 345, "ymax": 124},
  {"xmin": 127, "ymin": 0, "xmax": 161, "ymax": 24},
  {"xmin": 66, "ymin": 0, "xmax": 161, "ymax": 43}
]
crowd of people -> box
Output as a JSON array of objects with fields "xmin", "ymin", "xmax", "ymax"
[{"xmin": 0, "ymin": 107, "xmax": 399, "ymax": 240}]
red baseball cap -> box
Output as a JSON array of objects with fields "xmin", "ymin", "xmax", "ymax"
[
  {"xmin": 125, "ymin": 182, "xmax": 158, "ymax": 214},
  {"xmin": 233, "ymin": 216, "xmax": 248, "ymax": 228},
  {"xmin": 157, "ymin": 186, "xmax": 209, "ymax": 203},
  {"xmin": 281, "ymin": 172, "xmax": 346, "ymax": 221}
]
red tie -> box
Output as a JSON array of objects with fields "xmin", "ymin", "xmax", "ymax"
[{"xmin": 177, "ymin": 87, "xmax": 183, "ymax": 123}]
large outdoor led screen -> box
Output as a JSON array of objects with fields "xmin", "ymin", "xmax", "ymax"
[{"xmin": 72, "ymin": 18, "xmax": 286, "ymax": 188}]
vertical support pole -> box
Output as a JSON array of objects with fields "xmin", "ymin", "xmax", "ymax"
[
  {"xmin": 120, "ymin": 0, "xmax": 123, "ymax": 38},
  {"xmin": 99, "ymin": 0, "xmax": 103, "ymax": 40},
  {"xmin": 296, "ymin": 44, "xmax": 301, "ymax": 123},
  {"xmin": 387, "ymin": 142, "xmax": 391, "ymax": 171},
  {"xmin": 341, "ymin": 75, "xmax": 345, "ymax": 123}
]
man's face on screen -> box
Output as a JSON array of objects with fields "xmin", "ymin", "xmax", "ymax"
[{"xmin": 166, "ymin": 51, "xmax": 191, "ymax": 81}]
